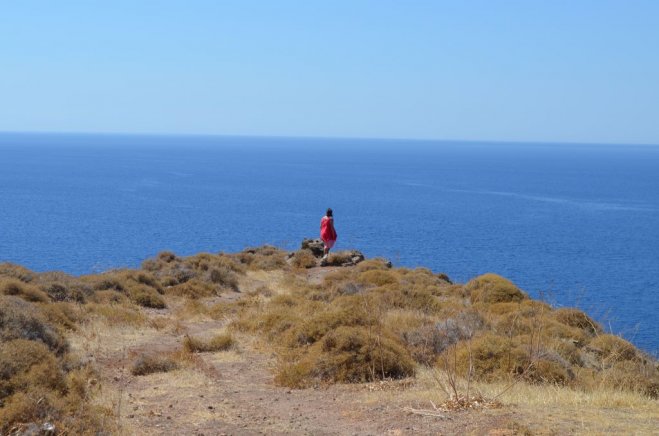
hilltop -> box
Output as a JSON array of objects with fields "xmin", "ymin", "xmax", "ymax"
[{"xmin": 1, "ymin": 244, "xmax": 657, "ymax": 435}]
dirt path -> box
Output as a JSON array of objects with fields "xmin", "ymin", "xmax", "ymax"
[{"xmin": 77, "ymin": 269, "xmax": 519, "ymax": 435}]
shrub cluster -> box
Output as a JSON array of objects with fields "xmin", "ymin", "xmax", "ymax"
[{"xmin": 0, "ymin": 295, "xmax": 108, "ymax": 433}]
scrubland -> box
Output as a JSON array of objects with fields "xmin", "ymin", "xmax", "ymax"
[{"xmin": 1, "ymin": 246, "xmax": 657, "ymax": 435}]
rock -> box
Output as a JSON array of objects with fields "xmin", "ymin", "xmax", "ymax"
[
  {"xmin": 301, "ymin": 238, "xmax": 325, "ymax": 258},
  {"xmin": 41, "ymin": 423, "xmax": 56, "ymax": 436},
  {"xmin": 322, "ymin": 250, "xmax": 366, "ymax": 267}
]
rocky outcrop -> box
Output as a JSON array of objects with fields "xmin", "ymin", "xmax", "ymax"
[
  {"xmin": 300, "ymin": 238, "xmax": 325, "ymax": 257},
  {"xmin": 320, "ymin": 250, "xmax": 365, "ymax": 267}
]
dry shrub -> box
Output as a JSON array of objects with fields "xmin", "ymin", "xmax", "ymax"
[
  {"xmin": 0, "ymin": 278, "xmax": 50, "ymax": 303},
  {"xmin": 128, "ymin": 284, "xmax": 166, "ymax": 309},
  {"xmin": 325, "ymin": 251, "xmax": 355, "ymax": 266},
  {"xmin": 237, "ymin": 246, "xmax": 288, "ymax": 271},
  {"xmin": 86, "ymin": 303, "xmax": 145, "ymax": 326},
  {"xmin": 90, "ymin": 289, "xmax": 129, "ymax": 305},
  {"xmin": 282, "ymin": 299, "xmax": 373, "ymax": 347},
  {"xmin": 0, "ymin": 263, "xmax": 35, "ymax": 282},
  {"xmin": 401, "ymin": 311, "xmax": 486, "ymax": 364},
  {"xmin": 553, "ymin": 307, "xmax": 602, "ymax": 336},
  {"xmin": 447, "ymin": 333, "xmax": 527, "ymax": 382},
  {"xmin": 208, "ymin": 266, "xmax": 239, "ymax": 291},
  {"xmin": 0, "ymin": 296, "xmax": 67, "ymax": 355},
  {"xmin": 245, "ymin": 285, "xmax": 274, "ymax": 298},
  {"xmin": 158, "ymin": 250, "xmax": 178, "ymax": 263},
  {"xmin": 354, "ymin": 258, "xmax": 391, "ymax": 273},
  {"xmin": 524, "ymin": 358, "xmax": 572, "ymax": 385},
  {"xmin": 166, "ymin": 279, "xmax": 216, "ymax": 299},
  {"xmin": 0, "ymin": 336, "xmax": 106, "ymax": 433},
  {"xmin": 35, "ymin": 271, "xmax": 91, "ymax": 303},
  {"xmin": 131, "ymin": 354, "xmax": 179, "ymax": 376},
  {"xmin": 276, "ymin": 326, "xmax": 414, "ymax": 387},
  {"xmin": 371, "ymin": 285, "xmax": 441, "ymax": 313},
  {"xmin": 357, "ymin": 269, "xmax": 399, "ymax": 287},
  {"xmin": 290, "ymin": 249, "xmax": 318, "ymax": 269},
  {"xmin": 183, "ymin": 333, "xmax": 234, "ymax": 353},
  {"xmin": 0, "ymin": 339, "xmax": 65, "ymax": 398},
  {"xmin": 466, "ymin": 273, "xmax": 528, "ymax": 304},
  {"xmin": 597, "ymin": 361, "xmax": 659, "ymax": 398},
  {"xmin": 40, "ymin": 302, "xmax": 80, "ymax": 330},
  {"xmin": 588, "ymin": 334, "xmax": 638, "ymax": 362}
]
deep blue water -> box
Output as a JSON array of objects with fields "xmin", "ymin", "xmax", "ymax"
[{"xmin": 1, "ymin": 133, "xmax": 658, "ymax": 354}]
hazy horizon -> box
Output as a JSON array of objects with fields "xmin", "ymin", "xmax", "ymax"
[{"xmin": 2, "ymin": 1, "xmax": 659, "ymax": 145}]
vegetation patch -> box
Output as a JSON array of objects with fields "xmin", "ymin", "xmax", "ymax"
[
  {"xmin": 131, "ymin": 354, "xmax": 179, "ymax": 376},
  {"xmin": 466, "ymin": 273, "xmax": 528, "ymax": 304},
  {"xmin": 184, "ymin": 333, "xmax": 235, "ymax": 353}
]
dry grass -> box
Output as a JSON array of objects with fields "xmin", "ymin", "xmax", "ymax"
[
  {"xmin": 131, "ymin": 353, "xmax": 179, "ymax": 376},
  {"xmin": 290, "ymin": 249, "xmax": 318, "ymax": 269},
  {"xmin": 2, "ymin": 245, "xmax": 657, "ymax": 433},
  {"xmin": 183, "ymin": 333, "xmax": 235, "ymax": 353}
]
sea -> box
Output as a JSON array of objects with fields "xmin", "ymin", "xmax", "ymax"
[{"xmin": 1, "ymin": 133, "xmax": 657, "ymax": 354}]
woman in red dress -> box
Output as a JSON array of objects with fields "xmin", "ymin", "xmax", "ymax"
[{"xmin": 320, "ymin": 208, "xmax": 338, "ymax": 259}]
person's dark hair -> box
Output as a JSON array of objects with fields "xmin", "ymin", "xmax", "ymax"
[{"xmin": 326, "ymin": 208, "xmax": 333, "ymax": 217}]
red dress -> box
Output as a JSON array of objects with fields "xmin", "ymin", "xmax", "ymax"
[{"xmin": 320, "ymin": 216, "xmax": 337, "ymax": 248}]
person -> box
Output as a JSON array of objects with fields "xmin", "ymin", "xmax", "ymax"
[{"xmin": 320, "ymin": 208, "xmax": 337, "ymax": 259}]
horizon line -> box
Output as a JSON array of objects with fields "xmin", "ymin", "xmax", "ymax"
[{"xmin": 1, "ymin": 129, "xmax": 659, "ymax": 149}]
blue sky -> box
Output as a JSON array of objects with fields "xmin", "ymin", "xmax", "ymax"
[{"xmin": 1, "ymin": 0, "xmax": 658, "ymax": 144}]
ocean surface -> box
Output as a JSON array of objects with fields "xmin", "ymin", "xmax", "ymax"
[{"xmin": 1, "ymin": 133, "xmax": 658, "ymax": 354}]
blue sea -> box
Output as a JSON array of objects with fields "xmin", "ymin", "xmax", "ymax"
[{"xmin": 1, "ymin": 133, "xmax": 658, "ymax": 354}]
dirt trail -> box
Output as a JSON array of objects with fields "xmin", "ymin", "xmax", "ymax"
[{"xmin": 79, "ymin": 269, "xmax": 517, "ymax": 435}]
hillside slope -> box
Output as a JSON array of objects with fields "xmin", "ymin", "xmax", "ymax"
[{"xmin": 1, "ymin": 246, "xmax": 657, "ymax": 434}]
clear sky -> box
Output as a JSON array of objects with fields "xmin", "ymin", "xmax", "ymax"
[{"xmin": 1, "ymin": 0, "xmax": 658, "ymax": 144}]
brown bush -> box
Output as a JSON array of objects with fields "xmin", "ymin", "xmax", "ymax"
[
  {"xmin": 166, "ymin": 279, "xmax": 216, "ymax": 299},
  {"xmin": 466, "ymin": 273, "xmax": 528, "ymax": 304},
  {"xmin": 371, "ymin": 285, "xmax": 441, "ymax": 313},
  {"xmin": 40, "ymin": 302, "xmax": 80, "ymax": 330},
  {"xmin": 0, "ymin": 296, "xmax": 67, "ymax": 355},
  {"xmin": 237, "ymin": 246, "xmax": 289, "ymax": 270},
  {"xmin": 401, "ymin": 311, "xmax": 486, "ymax": 364},
  {"xmin": 552, "ymin": 307, "xmax": 602, "ymax": 336},
  {"xmin": 354, "ymin": 258, "xmax": 391, "ymax": 273},
  {"xmin": 208, "ymin": 266, "xmax": 239, "ymax": 291},
  {"xmin": 282, "ymin": 300, "xmax": 373, "ymax": 347},
  {"xmin": 183, "ymin": 333, "xmax": 234, "ymax": 353},
  {"xmin": 357, "ymin": 270, "xmax": 399, "ymax": 287},
  {"xmin": 588, "ymin": 334, "xmax": 637, "ymax": 362},
  {"xmin": 0, "ymin": 278, "xmax": 50, "ymax": 303},
  {"xmin": 290, "ymin": 249, "xmax": 318, "ymax": 269},
  {"xmin": 325, "ymin": 251, "xmax": 355, "ymax": 266},
  {"xmin": 131, "ymin": 354, "xmax": 179, "ymax": 376},
  {"xmin": 128, "ymin": 284, "xmax": 166, "ymax": 309},
  {"xmin": 276, "ymin": 326, "xmax": 414, "ymax": 387},
  {"xmin": 0, "ymin": 263, "xmax": 35, "ymax": 282},
  {"xmin": 447, "ymin": 333, "xmax": 527, "ymax": 382}
]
